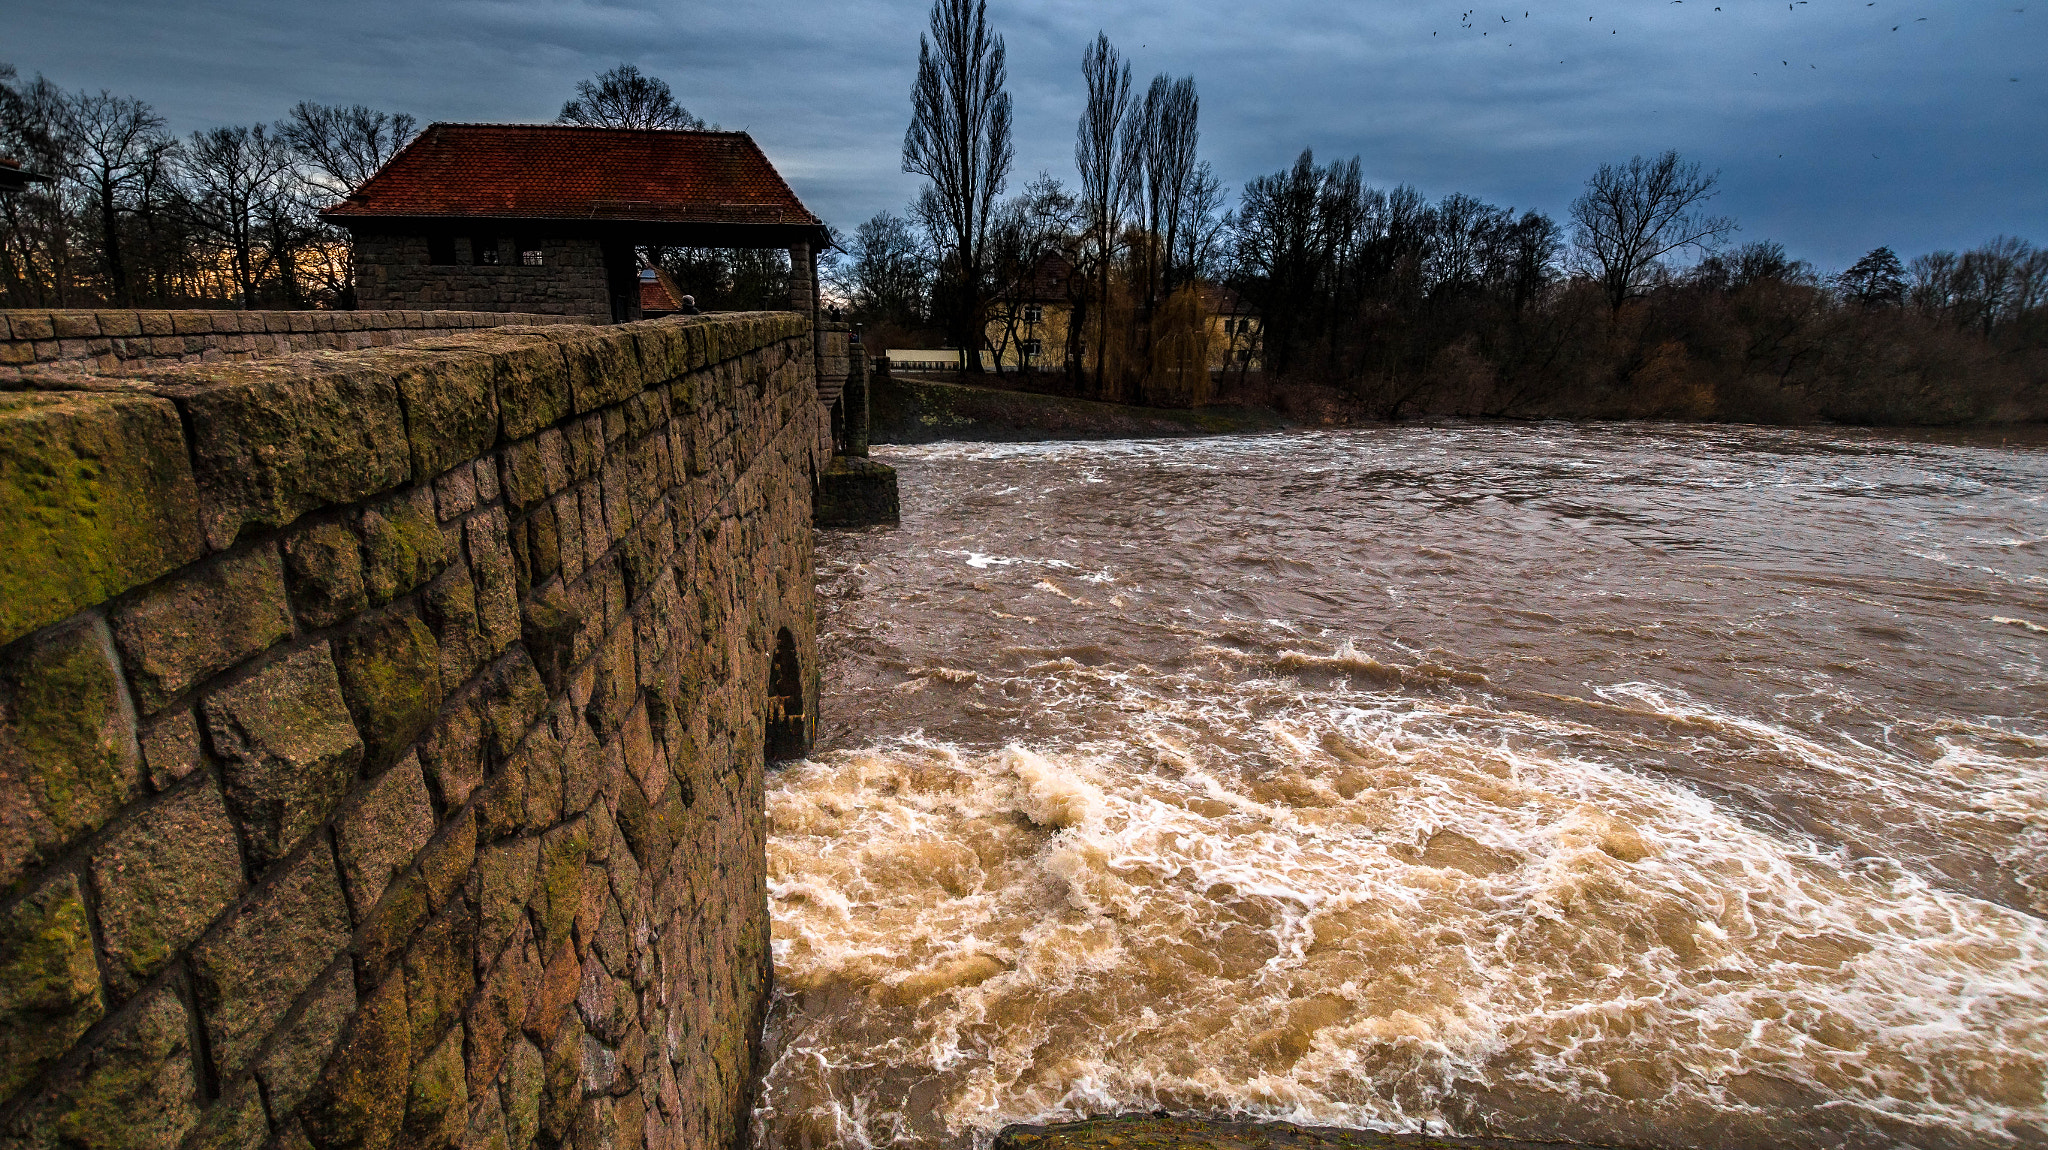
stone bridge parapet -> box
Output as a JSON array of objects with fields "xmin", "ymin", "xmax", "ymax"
[
  {"xmin": 0, "ymin": 309, "xmax": 599, "ymax": 382},
  {"xmin": 0, "ymin": 313, "xmax": 826, "ymax": 1150}
]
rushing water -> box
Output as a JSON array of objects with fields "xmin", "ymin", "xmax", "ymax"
[{"xmin": 756, "ymin": 423, "xmax": 2048, "ymax": 1150}]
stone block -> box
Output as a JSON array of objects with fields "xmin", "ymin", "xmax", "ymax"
[
  {"xmin": 460, "ymin": 1092, "xmax": 507, "ymax": 1150},
  {"xmin": 537, "ymin": 1016, "xmax": 584, "ymax": 1144},
  {"xmin": 90, "ymin": 780, "xmax": 244, "ymax": 996},
  {"xmin": 0, "ymin": 871, "xmax": 105, "ymax": 1102},
  {"xmin": 300, "ymin": 971, "xmax": 409, "ymax": 1150},
  {"xmin": 481, "ymin": 651, "xmax": 547, "ymax": 764},
  {"xmin": 433, "ymin": 465, "xmax": 477, "ymax": 522},
  {"xmin": 403, "ymin": 906, "xmax": 478, "ymax": 1057},
  {"xmin": 183, "ymin": 1080, "xmax": 268, "ymax": 1150},
  {"xmin": 497, "ymin": 1038, "xmax": 544, "ymax": 1150},
  {"xmin": 358, "ymin": 487, "xmax": 449, "ymax": 607},
  {"xmin": 391, "ymin": 352, "xmax": 498, "ymax": 482},
  {"xmin": 188, "ymin": 844, "xmax": 351, "ymax": 1077},
  {"xmin": 202, "ymin": 643, "xmax": 364, "ymax": 869},
  {"xmin": 533, "ymin": 818, "xmax": 592, "ymax": 956},
  {"xmin": 353, "ymin": 871, "xmax": 428, "ymax": 991},
  {"xmin": 254, "ymin": 964, "xmax": 356, "ymax": 1121},
  {"xmin": 10, "ymin": 312, "xmax": 55, "ymax": 340},
  {"xmin": 419, "ymin": 563, "xmax": 486, "ymax": 698},
  {"xmin": 112, "ymin": 545, "xmax": 294, "ymax": 715},
  {"xmin": 471, "ymin": 837, "xmax": 539, "ymax": 967},
  {"xmin": 5, "ymin": 985, "xmax": 200, "ymax": 1150},
  {"xmin": 0, "ymin": 392, "xmax": 205, "ymax": 646},
  {"xmin": 400, "ymin": 1023, "xmax": 467, "ymax": 1150},
  {"xmin": 489, "ymin": 339, "xmax": 571, "ymax": 442},
  {"xmin": 418, "ymin": 807, "xmax": 476, "ymax": 915},
  {"xmin": 139, "ymin": 709, "xmax": 204, "ymax": 791},
  {"xmin": 814, "ymin": 456, "xmax": 900, "ymax": 528},
  {"xmin": 0, "ymin": 620, "xmax": 144, "ymax": 892},
  {"xmin": 335, "ymin": 754, "xmax": 436, "ymax": 919},
  {"xmin": 466, "ymin": 511, "xmax": 520, "ymax": 658},
  {"xmin": 333, "ymin": 607, "xmax": 443, "ymax": 773},
  {"xmin": 175, "ymin": 361, "xmax": 411, "ymax": 552},
  {"xmin": 283, "ymin": 520, "xmax": 368, "ymax": 630},
  {"xmin": 463, "ymin": 933, "xmax": 532, "ymax": 1096}
]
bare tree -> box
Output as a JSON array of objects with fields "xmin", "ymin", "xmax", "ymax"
[
  {"xmin": 66, "ymin": 91, "xmax": 167, "ymax": 303},
  {"xmin": 902, "ymin": 0, "xmax": 1013, "ymax": 372},
  {"xmin": 1, "ymin": 65, "xmax": 79, "ymax": 305},
  {"xmin": 1074, "ymin": 33, "xmax": 1138, "ymax": 389},
  {"xmin": 1173, "ymin": 160, "xmax": 1227, "ymax": 283},
  {"xmin": 280, "ymin": 102, "xmax": 417, "ymax": 198},
  {"xmin": 558, "ymin": 64, "xmax": 705, "ymax": 130},
  {"xmin": 1570, "ymin": 150, "xmax": 1734, "ymax": 312},
  {"xmin": 1138, "ymin": 74, "xmax": 1198, "ymax": 298},
  {"xmin": 180, "ymin": 124, "xmax": 296, "ymax": 305},
  {"xmin": 841, "ymin": 209, "xmax": 930, "ymax": 325}
]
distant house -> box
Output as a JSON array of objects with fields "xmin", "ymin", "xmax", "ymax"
[
  {"xmin": 981, "ymin": 252, "xmax": 1263, "ymax": 373},
  {"xmin": 638, "ymin": 266, "xmax": 687, "ymax": 317},
  {"xmin": 323, "ymin": 123, "xmax": 829, "ymax": 323}
]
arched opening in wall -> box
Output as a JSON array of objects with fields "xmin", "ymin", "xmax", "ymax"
[{"xmin": 765, "ymin": 627, "xmax": 809, "ymax": 763}]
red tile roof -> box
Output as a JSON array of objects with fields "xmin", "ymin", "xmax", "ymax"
[
  {"xmin": 324, "ymin": 123, "xmax": 824, "ymax": 233},
  {"xmin": 640, "ymin": 270, "xmax": 681, "ymax": 314}
]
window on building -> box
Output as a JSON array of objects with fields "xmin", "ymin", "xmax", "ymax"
[
  {"xmin": 522, "ymin": 250, "xmax": 545, "ymax": 266},
  {"xmin": 1023, "ymin": 305, "xmax": 1042, "ymax": 324},
  {"xmin": 1022, "ymin": 338, "xmax": 1042, "ymax": 356},
  {"xmin": 428, "ymin": 235, "xmax": 457, "ymax": 265},
  {"xmin": 473, "ymin": 236, "xmax": 500, "ymax": 265}
]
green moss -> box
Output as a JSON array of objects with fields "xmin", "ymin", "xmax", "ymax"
[
  {"xmin": 0, "ymin": 872, "xmax": 106, "ymax": 1102},
  {"xmin": 359, "ymin": 490, "xmax": 449, "ymax": 607},
  {"xmin": 333, "ymin": 607, "xmax": 443, "ymax": 771},
  {"xmin": 400, "ymin": 1024, "xmax": 467, "ymax": 1150},
  {"xmin": 0, "ymin": 394, "xmax": 205, "ymax": 646},
  {"xmin": 534, "ymin": 819, "xmax": 591, "ymax": 955},
  {"xmin": 3, "ymin": 623, "xmax": 138, "ymax": 870}
]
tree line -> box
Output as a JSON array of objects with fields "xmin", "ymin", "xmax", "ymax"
[{"xmin": 843, "ymin": 0, "xmax": 2047, "ymax": 424}]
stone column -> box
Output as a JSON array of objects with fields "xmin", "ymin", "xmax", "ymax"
[{"xmin": 844, "ymin": 335, "xmax": 870, "ymax": 458}]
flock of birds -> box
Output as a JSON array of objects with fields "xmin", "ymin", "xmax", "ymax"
[{"xmin": 1428, "ymin": 2, "xmax": 2024, "ymax": 83}]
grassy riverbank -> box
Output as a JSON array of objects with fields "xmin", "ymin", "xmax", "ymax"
[{"xmin": 871, "ymin": 372, "xmax": 1293, "ymax": 444}]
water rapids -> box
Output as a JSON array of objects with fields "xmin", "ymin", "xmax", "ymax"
[{"xmin": 756, "ymin": 424, "xmax": 2048, "ymax": 1150}]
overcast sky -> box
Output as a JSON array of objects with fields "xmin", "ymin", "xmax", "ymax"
[{"xmin": 3, "ymin": 0, "xmax": 2040, "ymax": 270}]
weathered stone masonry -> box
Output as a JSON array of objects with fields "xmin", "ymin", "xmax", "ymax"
[
  {"xmin": 0, "ymin": 309, "xmax": 595, "ymax": 382},
  {"xmin": 0, "ymin": 313, "xmax": 826, "ymax": 1150}
]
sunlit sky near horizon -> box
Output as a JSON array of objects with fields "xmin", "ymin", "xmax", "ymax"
[{"xmin": 2, "ymin": 0, "xmax": 2040, "ymax": 270}]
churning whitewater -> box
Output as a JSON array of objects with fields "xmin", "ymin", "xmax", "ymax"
[{"xmin": 755, "ymin": 425, "xmax": 2048, "ymax": 1150}]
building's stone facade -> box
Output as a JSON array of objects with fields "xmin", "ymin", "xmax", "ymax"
[
  {"xmin": 352, "ymin": 237, "xmax": 618, "ymax": 321},
  {"xmin": 0, "ymin": 313, "xmax": 826, "ymax": 1150},
  {"xmin": 0, "ymin": 310, "xmax": 594, "ymax": 383}
]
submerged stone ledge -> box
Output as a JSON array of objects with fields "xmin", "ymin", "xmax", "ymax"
[{"xmin": 999, "ymin": 1116, "xmax": 1624, "ymax": 1150}]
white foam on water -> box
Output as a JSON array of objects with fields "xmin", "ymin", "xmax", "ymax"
[{"xmin": 756, "ymin": 659, "xmax": 2048, "ymax": 1150}]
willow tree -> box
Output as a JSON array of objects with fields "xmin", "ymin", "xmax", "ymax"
[{"xmin": 902, "ymin": 0, "xmax": 1013, "ymax": 372}]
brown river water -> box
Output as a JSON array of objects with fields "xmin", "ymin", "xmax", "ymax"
[{"xmin": 754, "ymin": 424, "xmax": 2048, "ymax": 1150}]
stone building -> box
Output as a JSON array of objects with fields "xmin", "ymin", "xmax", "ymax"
[
  {"xmin": 324, "ymin": 124, "xmax": 831, "ymax": 324},
  {"xmin": 981, "ymin": 252, "xmax": 1263, "ymax": 375}
]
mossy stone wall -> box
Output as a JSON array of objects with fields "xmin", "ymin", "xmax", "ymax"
[{"xmin": 0, "ymin": 313, "xmax": 825, "ymax": 1150}]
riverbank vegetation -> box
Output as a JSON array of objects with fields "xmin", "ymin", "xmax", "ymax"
[{"xmin": 850, "ymin": 0, "xmax": 2047, "ymax": 426}]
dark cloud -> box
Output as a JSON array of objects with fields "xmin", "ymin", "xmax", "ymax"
[{"xmin": 4, "ymin": 0, "xmax": 2039, "ymax": 268}]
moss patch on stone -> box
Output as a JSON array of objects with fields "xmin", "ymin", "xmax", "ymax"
[
  {"xmin": 1, "ymin": 620, "xmax": 141, "ymax": 891},
  {"xmin": 333, "ymin": 607, "xmax": 443, "ymax": 773},
  {"xmin": 0, "ymin": 392, "xmax": 205, "ymax": 646},
  {"xmin": 0, "ymin": 871, "xmax": 106, "ymax": 1102}
]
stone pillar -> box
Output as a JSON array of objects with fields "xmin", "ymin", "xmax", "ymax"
[{"xmin": 845, "ymin": 334, "xmax": 870, "ymax": 458}]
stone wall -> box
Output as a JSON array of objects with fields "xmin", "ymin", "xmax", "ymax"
[
  {"xmin": 353, "ymin": 237, "xmax": 614, "ymax": 320},
  {"xmin": 0, "ymin": 310, "xmax": 594, "ymax": 382},
  {"xmin": 0, "ymin": 313, "xmax": 826, "ymax": 1150}
]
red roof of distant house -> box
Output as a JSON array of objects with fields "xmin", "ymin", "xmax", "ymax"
[
  {"xmin": 640, "ymin": 269, "xmax": 682, "ymax": 314},
  {"xmin": 324, "ymin": 123, "xmax": 824, "ymax": 234}
]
